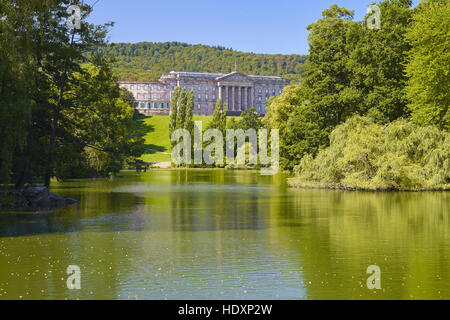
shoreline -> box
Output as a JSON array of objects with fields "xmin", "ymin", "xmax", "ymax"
[
  {"xmin": 0, "ymin": 186, "xmax": 78, "ymax": 212},
  {"xmin": 287, "ymin": 178, "xmax": 450, "ymax": 192}
]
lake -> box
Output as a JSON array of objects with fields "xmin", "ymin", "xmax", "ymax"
[{"xmin": 0, "ymin": 170, "xmax": 449, "ymax": 300}]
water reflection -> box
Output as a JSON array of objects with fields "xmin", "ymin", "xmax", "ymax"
[{"xmin": 0, "ymin": 170, "xmax": 448, "ymax": 300}]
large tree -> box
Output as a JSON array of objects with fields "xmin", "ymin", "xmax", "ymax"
[
  {"xmin": 1, "ymin": 0, "xmax": 141, "ymax": 189},
  {"xmin": 405, "ymin": 0, "xmax": 450, "ymax": 130}
]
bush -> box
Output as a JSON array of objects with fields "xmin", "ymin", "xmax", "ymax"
[{"xmin": 290, "ymin": 116, "xmax": 450, "ymax": 191}]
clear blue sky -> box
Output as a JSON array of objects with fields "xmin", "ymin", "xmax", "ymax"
[{"xmin": 86, "ymin": 0, "xmax": 419, "ymax": 55}]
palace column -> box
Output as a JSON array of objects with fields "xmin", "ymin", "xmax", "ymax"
[
  {"xmin": 226, "ymin": 86, "xmax": 230, "ymax": 109},
  {"xmin": 250, "ymin": 87, "xmax": 254, "ymax": 109},
  {"xmin": 231, "ymin": 86, "xmax": 235, "ymax": 111},
  {"xmin": 218, "ymin": 86, "xmax": 222, "ymax": 103},
  {"xmin": 223, "ymin": 86, "xmax": 227, "ymax": 108},
  {"xmin": 238, "ymin": 86, "xmax": 242, "ymax": 111},
  {"xmin": 243, "ymin": 87, "xmax": 248, "ymax": 111},
  {"xmin": 225, "ymin": 86, "xmax": 231, "ymax": 110}
]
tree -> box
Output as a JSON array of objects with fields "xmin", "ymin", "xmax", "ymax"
[
  {"xmin": 405, "ymin": 0, "xmax": 450, "ymax": 130},
  {"xmin": 1, "ymin": 0, "xmax": 136, "ymax": 189},
  {"xmin": 237, "ymin": 108, "xmax": 263, "ymax": 131},
  {"xmin": 176, "ymin": 88, "xmax": 187, "ymax": 130},
  {"xmin": 169, "ymin": 87, "xmax": 180, "ymax": 144},
  {"xmin": 0, "ymin": 0, "xmax": 34, "ymax": 186},
  {"xmin": 351, "ymin": 0, "xmax": 413, "ymax": 123},
  {"xmin": 58, "ymin": 59, "xmax": 144, "ymax": 178},
  {"xmin": 264, "ymin": 1, "xmax": 416, "ymax": 171},
  {"xmin": 208, "ymin": 99, "xmax": 227, "ymax": 135},
  {"xmin": 120, "ymin": 87, "xmax": 136, "ymax": 108},
  {"xmin": 184, "ymin": 91, "xmax": 194, "ymax": 136}
]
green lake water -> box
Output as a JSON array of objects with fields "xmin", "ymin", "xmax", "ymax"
[{"xmin": 0, "ymin": 169, "xmax": 449, "ymax": 300}]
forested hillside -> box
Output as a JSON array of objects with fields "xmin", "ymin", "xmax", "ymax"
[{"xmin": 94, "ymin": 42, "xmax": 307, "ymax": 82}]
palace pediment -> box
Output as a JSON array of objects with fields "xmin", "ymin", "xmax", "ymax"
[{"xmin": 216, "ymin": 72, "xmax": 253, "ymax": 82}]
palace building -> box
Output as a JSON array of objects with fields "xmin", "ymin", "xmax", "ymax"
[{"xmin": 118, "ymin": 71, "xmax": 289, "ymax": 116}]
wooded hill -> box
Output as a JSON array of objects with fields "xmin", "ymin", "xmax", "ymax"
[{"xmin": 94, "ymin": 42, "xmax": 307, "ymax": 82}]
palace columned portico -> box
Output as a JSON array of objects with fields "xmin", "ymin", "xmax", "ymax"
[
  {"xmin": 215, "ymin": 72, "xmax": 261, "ymax": 116},
  {"xmin": 217, "ymin": 75, "xmax": 255, "ymax": 115}
]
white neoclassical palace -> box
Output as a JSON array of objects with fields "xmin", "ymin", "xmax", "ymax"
[{"xmin": 118, "ymin": 71, "xmax": 289, "ymax": 116}]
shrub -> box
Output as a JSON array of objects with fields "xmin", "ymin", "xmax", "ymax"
[{"xmin": 290, "ymin": 116, "xmax": 450, "ymax": 191}]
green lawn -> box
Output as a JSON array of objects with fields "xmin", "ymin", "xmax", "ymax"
[{"xmin": 135, "ymin": 115, "xmax": 214, "ymax": 163}]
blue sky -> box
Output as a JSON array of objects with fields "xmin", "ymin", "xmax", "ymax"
[{"xmin": 87, "ymin": 0, "xmax": 420, "ymax": 55}]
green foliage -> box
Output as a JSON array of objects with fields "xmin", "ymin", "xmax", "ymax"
[
  {"xmin": 0, "ymin": 0, "xmax": 34, "ymax": 185},
  {"xmin": 58, "ymin": 61, "xmax": 145, "ymax": 178},
  {"xmin": 169, "ymin": 87, "xmax": 180, "ymax": 145},
  {"xmin": 94, "ymin": 42, "xmax": 307, "ymax": 82},
  {"xmin": 176, "ymin": 88, "xmax": 188, "ymax": 130},
  {"xmin": 184, "ymin": 91, "xmax": 195, "ymax": 135},
  {"xmin": 208, "ymin": 99, "xmax": 227, "ymax": 135},
  {"xmin": 291, "ymin": 116, "xmax": 450, "ymax": 191},
  {"xmin": 405, "ymin": 0, "xmax": 450, "ymax": 130},
  {"xmin": 0, "ymin": 0, "xmax": 142, "ymax": 189},
  {"xmin": 265, "ymin": 1, "xmax": 417, "ymax": 171},
  {"xmin": 228, "ymin": 108, "xmax": 263, "ymax": 132}
]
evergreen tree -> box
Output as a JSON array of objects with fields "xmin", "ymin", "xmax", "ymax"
[
  {"xmin": 169, "ymin": 87, "xmax": 180, "ymax": 142},
  {"xmin": 176, "ymin": 89, "xmax": 187, "ymax": 130},
  {"xmin": 184, "ymin": 91, "xmax": 194, "ymax": 135},
  {"xmin": 209, "ymin": 99, "xmax": 226, "ymax": 135}
]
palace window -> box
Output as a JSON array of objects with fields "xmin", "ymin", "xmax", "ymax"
[
  {"xmin": 137, "ymin": 85, "xmax": 141, "ymax": 90},
  {"xmin": 206, "ymin": 94, "xmax": 209, "ymax": 100},
  {"xmin": 206, "ymin": 87, "xmax": 209, "ymax": 91},
  {"xmin": 198, "ymin": 94, "xmax": 201, "ymax": 100},
  {"xmin": 212, "ymin": 94, "xmax": 215, "ymax": 100},
  {"xmin": 172, "ymin": 86, "xmax": 175, "ymax": 90},
  {"xmin": 158, "ymin": 86, "xmax": 161, "ymax": 90},
  {"xmin": 131, "ymin": 85, "xmax": 134, "ymax": 90},
  {"xmin": 258, "ymin": 97, "xmax": 262, "ymax": 102},
  {"xmin": 198, "ymin": 86, "xmax": 202, "ymax": 91},
  {"xmin": 158, "ymin": 94, "xmax": 161, "ymax": 99},
  {"xmin": 144, "ymin": 94, "xmax": 147, "ymax": 99},
  {"xmin": 144, "ymin": 85, "xmax": 148, "ymax": 90},
  {"xmin": 198, "ymin": 104, "xmax": 201, "ymax": 110},
  {"xmin": 265, "ymin": 89, "xmax": 269, "ymax": 94},
  {"xmin": 205, "ymin": 104, "xmax": 208, "ymax": 110},
  {"xmin": 272, "ymin": 89, "xmax": 276, "ymax": 95},
  {"xmin": 140, "ymin": 102, "xmax": 145, "ymax": 108},
  {"xmin": 154, "ymin": 102, "xmax": 158, "ymax": 108},
  {"xmin": 279, "ymin": 89, "xmax": 282, "ymax": 94},
  {"xmin": 137, "ymin": 93, "xmax": 141, "ymax": 99},
  {"xmin": 212, "ymin": 88, "xmax": 216, "ymax": 92},
  {"xmin": 258, "ymin": 89, "xmax": 262, "ymax": 94}
]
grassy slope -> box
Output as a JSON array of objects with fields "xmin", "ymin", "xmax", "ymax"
[{"xmin": 135, "ymin": 115, "xmax": 213, "ymax": 163}]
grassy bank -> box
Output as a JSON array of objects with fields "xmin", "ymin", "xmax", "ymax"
[{"xmin": 135, "ymin": 115, "xmax": 213, "ymax": 163}]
